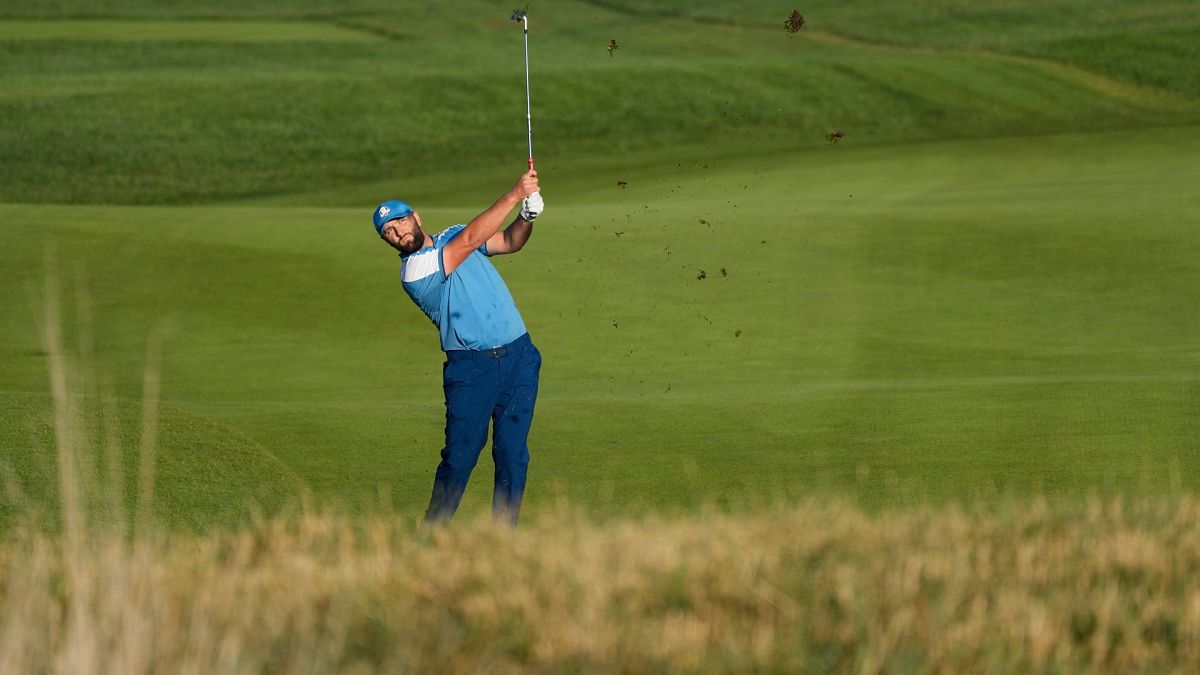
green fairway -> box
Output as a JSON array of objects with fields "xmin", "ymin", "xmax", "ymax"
[
  {"xmin": 1, "ymin": 1, "xmax": 1198, "ymax": 530},
  {"xmin": 4, "ymin": 125, "xmax": 1199, "ymax": 527}
]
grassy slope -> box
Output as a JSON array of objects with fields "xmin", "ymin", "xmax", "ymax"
[
  {"xmin": 585, "ymin": 0, "xmax": 1200, "ymax": 98},
  {"xmin": 0, "ymin": 1, "xmax": 1195, "ymax": 205},
  {"xmin": 1, "ymin": 1, "xmax": 1198, "ymax": 528}
]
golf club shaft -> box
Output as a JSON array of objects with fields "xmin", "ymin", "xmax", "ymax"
[{"xmin": 522, "ymin": 15, "xmax": 533, "ymax": 170}]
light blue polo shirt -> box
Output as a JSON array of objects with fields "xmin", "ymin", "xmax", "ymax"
[{"xmin": 399, "ymin": 225, "xmax": 527, "ymax": 352}]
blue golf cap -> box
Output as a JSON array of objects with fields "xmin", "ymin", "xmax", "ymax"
[{"xmin": 373, "ymin": 199, "xmax": 414, "ymax": 236}]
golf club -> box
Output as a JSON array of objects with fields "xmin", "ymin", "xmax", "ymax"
[{"xmin": 510, "ymin": 9, "xmax": 534, "ymax": 170}]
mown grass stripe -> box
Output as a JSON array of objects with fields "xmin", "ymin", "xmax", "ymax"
[{"xmin": 0, "ymin": 19, "xmax": 383, "ymax": 43}]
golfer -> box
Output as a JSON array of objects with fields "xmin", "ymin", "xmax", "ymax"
[{"xmin": 373, "ymin": 170, "xmax": 544, "ymax": 525}]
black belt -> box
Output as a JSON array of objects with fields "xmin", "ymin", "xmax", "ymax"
[{"xmin": 445, "ymin": 333, "xmax": 530, "ymax": 361}]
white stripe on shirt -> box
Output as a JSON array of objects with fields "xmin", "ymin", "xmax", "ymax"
[{"xmin": 402, "ymin": 249, "xmax": 440, "ymax": 282}]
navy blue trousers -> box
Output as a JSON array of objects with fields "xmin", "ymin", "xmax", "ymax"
[{"xmin": 425, "ymin": 333, "xmax": 541, "ymax": 525}]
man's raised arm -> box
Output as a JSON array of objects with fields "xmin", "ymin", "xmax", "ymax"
[{"xmin": 442, "ymin": 171, "xmax": 539, "ymax": 275}]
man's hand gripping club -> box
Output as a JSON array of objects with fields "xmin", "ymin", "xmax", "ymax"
[{"xmin": 520, "ymin": 191, "xmax": 543, "ymax": 222}]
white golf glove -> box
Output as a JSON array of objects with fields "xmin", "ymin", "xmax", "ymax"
[{"xmin": 520, "ymin": 191, "xmax": 544, "ymax": 222}]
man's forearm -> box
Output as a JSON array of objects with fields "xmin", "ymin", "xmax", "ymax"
[{"xmin": 461, "ymin": 192, "xmax": 521, "ymax": 248}]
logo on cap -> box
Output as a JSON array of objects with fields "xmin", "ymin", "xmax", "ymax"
[{"xmin": 378, "ymin": 205, "xmax": 390, "ymax": 218}]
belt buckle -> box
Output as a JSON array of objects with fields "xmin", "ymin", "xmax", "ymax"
[{"xmin": 491, "ymin": 346, "xmax": 503, "ymax": 358}]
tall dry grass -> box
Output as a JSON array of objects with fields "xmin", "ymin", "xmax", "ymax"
[
  {"xmin": 3, "ymin": 258, "xmax": 1198, "ymax": 674},
  {"xmin": 2, "ymin": 495, "xmax": 1200, "ymax": 673}
]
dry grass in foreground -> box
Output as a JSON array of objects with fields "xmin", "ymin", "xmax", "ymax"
[{"xmin": 1, "ymin": 496, "xmax": 1199, "ymax": 674}]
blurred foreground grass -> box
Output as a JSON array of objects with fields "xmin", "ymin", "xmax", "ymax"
[{"xmin": 2, "ymin": 496, "xmax": 1199, "ymax": 673}]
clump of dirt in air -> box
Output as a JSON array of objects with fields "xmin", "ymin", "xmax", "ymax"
[{"xmin": 784, "ymin": 11, "xmax": 805, "ymax": 34}]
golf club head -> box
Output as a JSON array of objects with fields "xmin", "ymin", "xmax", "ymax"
[{"xmin": 509, "ymin": 9, "xmax": 527, "ymax": 23}]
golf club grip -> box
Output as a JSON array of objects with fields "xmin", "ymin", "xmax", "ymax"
[{"xmin": 528, "ymin": 156, "xmax": 534, "ymax": 170}]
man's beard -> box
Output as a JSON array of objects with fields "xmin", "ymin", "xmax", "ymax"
[{"xmin": 399, "ymin": 229, "xmax": 426, "ymax": 254}]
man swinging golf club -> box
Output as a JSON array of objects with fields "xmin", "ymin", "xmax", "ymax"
[
  {"xmin": 373, "ymin": 174, "xmax": 544, "ymax": 525},
  {"xmin": 374, "ymin": 8, "xmax": 545, "ymax": 525}
]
